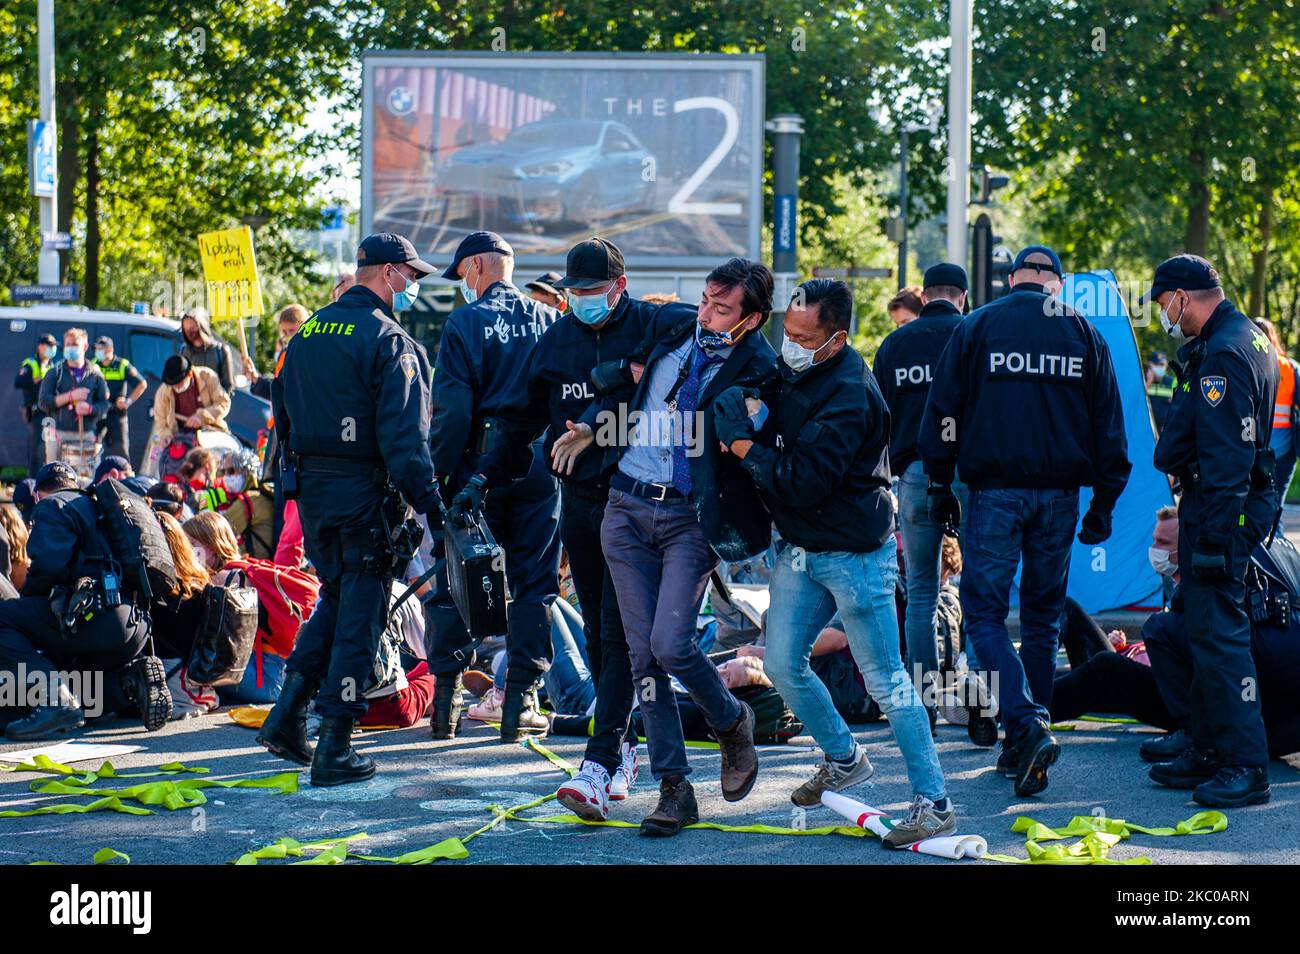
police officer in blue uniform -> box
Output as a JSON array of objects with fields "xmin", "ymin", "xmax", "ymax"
[
  {"xmin": 427, "ymin": 231, "xmax": 562, "ymax": 743},
  {"xmin": 874, "ymin": 263, "xmax": 993, "ymax": 740},
  {"xmin": 258, "ymin": 232, "xmax": 441, "ymax": 787},
  {"xmin": 1144, "ymin": 254, "xmax": 1276, "ymax": 807},
  {"xmin": 466, "ymin": 237, "xmax": 693, "ymax": 806},
  {"xmin": 919, "ymin": 245, "xmax": 1131, "ymax": 797}
]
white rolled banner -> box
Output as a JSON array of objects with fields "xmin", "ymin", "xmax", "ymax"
[{"xmin": 820, "ymin": 790, "xmax": 988, "ymax": 860}]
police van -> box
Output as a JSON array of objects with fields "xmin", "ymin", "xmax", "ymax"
[{"xmin": 1, "ymin": 305, "xmax": 271, "ymax": 475}]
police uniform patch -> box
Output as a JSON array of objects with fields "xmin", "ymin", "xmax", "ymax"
[
  {"xmin": 1200, "ymin": 375, "xmax": 1227, "ymax": 407},
  {"xmin": 399, "ymin": 352, "xmax": 418, "ymax": 382}
]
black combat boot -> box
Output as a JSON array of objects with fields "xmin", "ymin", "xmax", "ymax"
[
  {"xmin": 310, "ymin": 715, "xmax": 375, "ymax": 787},
  {"xmin": 1193, "ymin": 765, "xmax": 1270, "ymax": 808},
  {"xmin": 256, "ymin": 671, "xmax": 318, "ymax": 765},
  {"xmin": 639, "ymin": 776, "xmax": 699, "ymax": 837},
  {"xmin": 1148, "ymin": 747, "xmax": 1220, "ymax": 789},
  {"xmin": 4, "ymin": 689, "xmax": 84, "ymax": 741},
  {"xmin": 430, "ymin": 673, "xmax": 465, "ymax": 739},
  {"xmin": 1139, "ymin": 728, "xmax": 1192, "ymax": 763},
  {"xmin": 500, "ymin": 674, "xmax": 549, "ymax": 743},
  {"xmin": 119, "ymin": 654, "xmax": 172, "ymax": 732}
]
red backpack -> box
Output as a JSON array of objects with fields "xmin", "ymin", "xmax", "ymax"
[{"xmin": 225, "ymin": 558, "xmax": 320, "ymax": 660}]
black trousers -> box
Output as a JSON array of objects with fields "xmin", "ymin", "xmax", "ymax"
[
  {"xmin": 0, "ymin": 595, "xmax": 150, "ymax": 716},
  {"xmin": 560, "ymin": 484, "xmax": 636, "ymax": 774},
  {"xmin": 26, "ymin": 413, "xmax": 45, "ymax": 474},
  {"xmin": 426, "ymin": 466, "xmax": 560, "ymax": 681},
  {"xmin": 99, "ymin": 410, "xmax": 130, "ymax": 460},
  {"xmin": 286, "ymin": 471, "xmax": 402, "ymax": 719},
  {"xmin": 1050, "ymin": 651, "xmax": 1177, "ymax": 729}
]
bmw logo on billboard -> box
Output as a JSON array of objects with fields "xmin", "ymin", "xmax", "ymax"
[{"xmin": 387, "ymin": 85, "xmax": 415, "ymax": 116}]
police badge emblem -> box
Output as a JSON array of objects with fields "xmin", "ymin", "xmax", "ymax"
[
  {"xmin": 1200, "ymin": 375, "xmax": 1227, "ymax": 407},
  {"xmin": 399, "ymin": 352, "xmax": 418, "ymax": 382}
]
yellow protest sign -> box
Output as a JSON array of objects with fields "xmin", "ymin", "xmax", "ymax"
[{"xmin": 198, "ymin": 226, "xmax": 265, "ymax": 322}]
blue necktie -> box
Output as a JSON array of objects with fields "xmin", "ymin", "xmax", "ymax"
[{"xmin": 671, "ymin": 347, "xmax": 718, "ymax": 496}]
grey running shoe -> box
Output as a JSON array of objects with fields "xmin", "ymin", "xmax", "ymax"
[
  {"xmin": 882, "ymin": 794, "xmax": 957, "ymax": 849},
  {"xmin": 791, "ymin": 745, "xmax": 875, "ymax": 807}
]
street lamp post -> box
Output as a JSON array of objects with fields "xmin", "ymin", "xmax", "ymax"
[
  {"xmin": 37, "ymin": 0, "xmax": 59, "ymax": 286},
  {"xmin": 946, "ymin": 0, "xmax": 973, "ymax": 270}
]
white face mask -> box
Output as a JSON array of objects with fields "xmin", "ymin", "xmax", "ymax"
[
  {"xmin": 1160, "ymin": 293, "xmax": 1189, "ymax": 345},
  {"xmin": 781, "ymin": 332, "xmax": 842, "ymax": 373},
  {"xmin": 192, "ymin": 543, "xmax": 214, "ymax": 570},
  {"xmin": 224, "ymin": 474, "xmax": 245, "ymax": 493},
  {"xmin": 1148, "ymin": 546, "xmax": 1176, "ymax": 578}
]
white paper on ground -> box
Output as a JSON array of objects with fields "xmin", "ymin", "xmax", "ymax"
[
  {"xmin": 0, "ymin": 741, "xmax": 144, "ymax": 766},
  {"xmin": 820, "ymin": 790, "xmax": 988, "ymax": 860}
]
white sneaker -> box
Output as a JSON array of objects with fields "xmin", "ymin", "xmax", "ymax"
[
  {"xmin": 608, "ymin": 742, "xmax": 639, "ymax": 801},
  {"xmin": 556, "ymin": 760, "xmax": 611, "ymax": 821},
  {"xmin": 467, "ymin": 687, "xmax": 504, "ymax": 723}
]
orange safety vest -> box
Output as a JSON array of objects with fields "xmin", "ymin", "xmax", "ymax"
[{"xmin": 1274, "ymin": 356, "xmax": 1295, "ymax": 430}]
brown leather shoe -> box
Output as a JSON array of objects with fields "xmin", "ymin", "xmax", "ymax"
[
  {"xmin": 639, "ymin": 776, "xmax": 698, "ymax": 837},
  {"xmin": 716, "ymin": 701, "xmax": 758, "ymax": 801}
]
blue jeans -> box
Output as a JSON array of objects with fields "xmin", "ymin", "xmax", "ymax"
[
  {"xmin": 764, "ymin": 542, "xmax": 947, "ymax": 802},
  {"xmin": 543, "ymin": 599, "xmax": 596, "ymax": 715},
  {"xmin": 897, "ymin": 461, "xmax": 975, "ymax": 698},
  {"xmin": 961, "ymin": 487, "xmax": 1078, "ymax": 741},
  {"xmin": 601, "ymin": 490, "xmax": 741, "ymax": 781}
]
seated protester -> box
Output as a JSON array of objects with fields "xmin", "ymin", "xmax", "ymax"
[
  {"xmin": 92, "ymin": 454, "xmax": 153, "ymax": 497},
  {"xmin": 175, "ymin": 446, "xmax": 218, "ymax": 502},
  {"xmin": 151, "ymin": 511, "xmax": 220, "ymax": 717},
  {"xmin": 182, "ymin": 510, "xmax": 242, "ymax": 585},
  {"xmin": 357, "ymin": 583, "xmax": 434, "ymax": 729},
  {"xmin": 0, "ymin": 462, "xmax": 169, "ymax": 740},
  {"xmin": 0, "ymin": 503, "xmax": 30, "ymax": 598},
  {"xmin": 146, "ymin": 480, "xmax": 191, "ymax": 521},
  {"xmin": 11, "ymin": 478, "xmax": 37, "ymax": 527},
  {"xmin": 152, "ymin": 354, "xmax": 231, "ymax": 448},
  {"xmin": 207, "ymin": 450, "xmax": 275, "ymax": 558},
  {"xmin": 721, "ymin": 278, "xmax": 953, "ymax": 848}
]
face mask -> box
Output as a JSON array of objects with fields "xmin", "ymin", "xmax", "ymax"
[
  {"xmin": 570, "ymin": 286, "xmax": 615, "ymax": 325},
  {"xmin": 386, "ymin": 269, "xmax": 419, "ymax": 312},
  {"xmin": 1160, "ymin": 293, "xmax": 1189, "ymax": 345},
  {"xmin": 1150, "ymin": 362, "xmax": 1167, "ymax": 377},
  {"xmin": 459, "ymin": 280, "xmax": 477, "ymax": 305},
  {"xmin": 94, "ymin": 349, "xmax": 107, "ymax": 363},
  {"xmin": 192, "ymin": 544, "xmax": 213, "ymax": 569},
  {"xmin": 697, "ymin": 315, "xmax": 751, "ymax": 350},
  {"xmin": 63, "ymin": 345, "xmax": 83, "ymax": 362},
  {"xmin": 782, "ymin": 332, "xmax": 843, "ymax": 373},
  {"xmin": 224, "ymin": 474, "xmax": 245, "ymax": 493},
  {"xmin": 1148, "ymin": 546, "xmax": 1176, "ymax": 578},
  {"xmin": 174, "ymin": 375, "xmax": 192, "ymax": 393},
  {"xmin": 39, "ymin": 346, "xmax": 54, "ymax": 361}
]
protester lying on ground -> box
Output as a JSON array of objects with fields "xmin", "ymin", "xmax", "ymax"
[
  {"xmin": 356, "ymin": 584, "xmax": 434, "ymax": 729},
  {"xmin": 0, "ymin": 503, "xmax": 30, "ymax": 598}
]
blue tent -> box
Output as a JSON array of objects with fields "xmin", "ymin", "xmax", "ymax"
[{"xmin": 1058, "ymin": 270, "xmax": 1174, "ymax": 612}]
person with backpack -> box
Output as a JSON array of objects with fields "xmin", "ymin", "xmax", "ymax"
[{"xmin": 0, "ymin": 462, "xmax": 170, "ymax": 740}]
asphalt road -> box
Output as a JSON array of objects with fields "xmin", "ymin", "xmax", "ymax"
[{"xmin": 2, "ymin": 711, "xmax": 1296, "ymax": 866}]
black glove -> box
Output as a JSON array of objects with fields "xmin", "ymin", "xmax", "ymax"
[
  {"xmin": 713, "ymin": 386, "xmax": 752, "ymax": 422},
  {"xmin": 448, "ymin": 473, "xmax": 487, "ymax": 526},
  {"xmin": 1077, "ymin": 507, "xmax": 1112, "ymax": 545},
  {"xmin": 928, "ymin": 484, "xmax": 961, "ymax": 537},
  {"xmin": 1191, "ymin": 542, "xmax": 1228, "ymax": 582},
  {"xmin": 591, "ymin": 359, "xmax": 633, "ymax": 395}
]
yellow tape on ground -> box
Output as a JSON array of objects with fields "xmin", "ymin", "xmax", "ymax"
[
  {"xmin": 29, "ymin": 848, "xmax": 131, "ymax": 866},
  {"xmin": 0, "ymin": 755, "xmax": 208, "ymax": 783},
  {"xmin": 521, "ymin": 737, "xmax": 579, "ymax": 777},
  {"xmin": 983, "ymin": 811, "xmax": 1227, "ymax": 865},
  {"xmin": 3, "ymin": 772, "xmax": 299, "ymax": 817}
]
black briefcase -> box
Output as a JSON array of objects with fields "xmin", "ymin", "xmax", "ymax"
[{"xmin": 444, "ymin": 511, "xmax": 509, "ymax": 641}]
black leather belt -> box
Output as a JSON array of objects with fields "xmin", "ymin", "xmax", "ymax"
[
  {"xmin": 611, "ymin": 471, "xmax": 685, "ymax": 501},
  {"xmin": 298, "ymin": 455, "xmax": 383, "ymax": 478}
]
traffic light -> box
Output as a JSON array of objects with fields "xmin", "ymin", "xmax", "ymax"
[{"xmin": 971, "ymin": 165, "xmax": 1010, "ymax": 205}]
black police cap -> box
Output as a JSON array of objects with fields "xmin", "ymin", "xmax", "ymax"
[
  {"xmin": 162, "ymin": 354, "xmax": 191, "ymax": 386},
  {"xmin": 555, "ymin": 238, "xmax": 626, "ymax": 290},
  {"xmin": 922, "ymin": 262, "xmax": 969, "ymax": 292},
  {"xmin": 525, "ymin": 271, "xmax": 564, "ymax": 297},
  {"xmin": 11, "ymin": 478, "xmax": 36, "ymax": 514},
  {"xmin": 357, "ymin": 232, "xmax": 436, "ymax": 278},
  {"xmin": 440, "ymin": 231, "xmax": 514, "ymax": 280},
  {"xmin": 37, "ymin": 333, "xmax": 56, "ymax": 347},
  {"xmin": 34, "ymin": 460, "xmax": 79, "ymax": 489},
  {"xmin": 93, "ymin": 456, "xmax": 131, "ymax": 483},
  {"xmin": 1011, "ymin": 244, "xmax": 1063, "ymax": 277},
  {"xmin": 94, "ymin": 335, "xmax": 114, "ymax": 350},
  {"xmin": 1139, "ymin": 254, "xmax": 1221, "ymax": 305}
]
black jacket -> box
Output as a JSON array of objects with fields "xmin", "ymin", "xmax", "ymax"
[
  {"xmin": 591, "ymin": 313, "xmax": 780, "ymax": 562},
  {"xmin": 743, "ymin": 346, "xmax": 894, "ymax": 553},
  {"xmin": 918, "ymin": 284, "xmax": 1131, "ymax": 510},
  {"xmin": 872, "ymin": 299, "xmax": 963, "ymax": 476},
  {"xmin": 478, "ymin": 292, "xmax": 694, "ymax": 490},
  {"xmin": 23, "ymin": 490, "xmax": 106, "ymax": 598},
  {"xmin": 429, "ymin": 280, "xmax": 560, "ymax": 490},
  {"xmin": 1154, "ymin": 299, "xmax": 1279, "ymax": 548},
  {"xmin": 272, "ymin": 285, "xmax": 440, "ymax": 515}
]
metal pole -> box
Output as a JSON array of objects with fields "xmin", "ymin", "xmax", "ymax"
[
  {"xmin": 766, "ymin": 113, "xmax": 804, "ymax": 345},
  {"xmin": 898, "ymin": 126, "xmax": 908, "ymax": 290},
  {"xmin": 37, "ymin": 0, "xmax": 59, "ymax": 285},
  {"xmin": 946, "ymin": 0, "xmax": 973, "ymax": 269}
]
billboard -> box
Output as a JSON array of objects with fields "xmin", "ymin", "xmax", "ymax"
[{"xmin": 362, "ymin": 52, "xmax": 765, "ymax": 271}]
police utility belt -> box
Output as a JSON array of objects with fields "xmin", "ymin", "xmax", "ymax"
[{"xmin": 1178, "ymin": 448, "xmax": 1276, "ymax": 494}]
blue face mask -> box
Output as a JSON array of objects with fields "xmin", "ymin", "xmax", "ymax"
[
  {"xmin": 459, "ymin": 280, "xmax": 478, "ymax": 306},
  {"xmin": 64, "ymin": 345, "xmax": 83, "ymax": 362},
  {"xmin": 94, "ymin": 349, "xmax": 108, "ymax": 363},
  {"xmin": 570, "ymin": 287, "xmax": 614, "ymax": 325},
  {"xmin": 387, "ymin": 269, "xmax": 419, "ymax": 312},
  {"xmin": 696, "ymin": 315, "xmax": 750, "ymax": 351}
]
